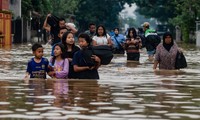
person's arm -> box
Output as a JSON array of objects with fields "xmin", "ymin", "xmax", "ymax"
[
  {"xmin": 153, "ymin": 60, "xmax": 159, "ymax": 69},
  {"xmin": 66, "ymin": 23, "xmax": 78, "ymax": 34},
  {"xmin": 24, "ymin": 72, "xmax": 30, "ymax": 80},
  {"xmin": 91, "ymin": 55, "xmax": 101, "ymax": 69},
  {"xmin": 107, "ymin": 37, "xmax": 113, "ymax": 47},
  {"xmin": 24, "ymin": 60, "xmax": 32, "ymax": 80},
  {"xmin": 92, "ymin": 36, "xmax": 98, "ymax": 46},
  {"xmin": 153, "ymin": 46, "xmax": 160, "ymax": 69},
  {"xmin": 43, "ymin": 14, "xmax": 51, "ymax": 32},
  {"xmin": 73, "ymin": 65, "xmax": 91, "ymax": 72},
  {"xmin": 72, "ymin": 52, "xmax": 91, "ymax": 72},
  {"xmin": 137, "ymin": 37, "xmax": 143, "ymax": 49},
  {"xmin": 55, "ymin": 59, "xmax": 69, "ymax": 78},
  {"xmin": 106, "ymin": 34, "xmax": 113, "ymax": 47}
]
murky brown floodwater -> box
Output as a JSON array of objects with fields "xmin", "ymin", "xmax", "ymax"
[{"xmin": 0, "ymin": 43, "xmax": 200, "ymax": 120}]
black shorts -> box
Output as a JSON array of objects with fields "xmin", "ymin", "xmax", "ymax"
[{"xmin": 127, "ymin": 52, "xmax": 140, "ymax": 61}]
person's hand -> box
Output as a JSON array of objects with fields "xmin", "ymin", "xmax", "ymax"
[
  {"xmin": 88, "ymin": 66, "xmax": 95, "ymax": 70},
  {"xmin": 67, "ymin": 58, "xmax": 72, "ymax": 62},
  {"xmin": 23, "ymin": 74, "xmax": 29, "ymax": 84},
  {"xmin": 91, "ymin": 55, "xmax": 101, "ymax": 63},
  {"xmin": 47, "ymin": 13, "xmax": 51, "ymax": 17},
  {"xmin": 48, "ymin": 71, "xmax": 56, "ymax": 78},
  {"xmin": 178, "ymin": 48, "xmax": 183, "ymax": 53}
]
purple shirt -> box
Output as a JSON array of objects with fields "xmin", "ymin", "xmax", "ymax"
[{"xmin": 50, "ymin": 58, "xmax": 69, "ymax": 78}]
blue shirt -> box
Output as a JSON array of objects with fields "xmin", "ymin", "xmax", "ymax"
[
  {"xmin": 111, "ymin": 34, "xmax": 125, "ymax": 49},
  {"xmin": 26, "ymin": 57, "xmax": 49, "ymax": 79}
]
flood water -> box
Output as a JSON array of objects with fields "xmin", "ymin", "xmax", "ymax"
[{"xmin": 0, "ymin": 43, "xmax": 200, "ymax": 120}]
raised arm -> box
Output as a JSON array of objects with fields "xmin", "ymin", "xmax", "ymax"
[
  {"xmin": 43, "ymin": 14, "xmax": 51, "ymax": 32},
  {"xmin": 66, "ymin": 23, "xmax": 78, "ymax": 34}
]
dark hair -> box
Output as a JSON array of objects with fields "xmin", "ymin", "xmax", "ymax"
[
  {"xmin": 96, "ymin": 24, "xmax": 107, "ymax": 37},
  {"xmin": 78, "ymin": 33, "xmax": 92, "ymax": 46},
  {"xmin": 62, "ymin": 31, "xmax": 76, "ymax": 50},
  {"xmin": 32, "ymin": 43, "xmax": 43, "ymax": 52},
  {"xmin": 89, "ymin": 23, "xmax": 96, "ymax": 27},
  {"xmin": 127, "ymin": 27, "xmax": 137, "ymax": 39},
  {"xmin": 59, "ymin": 27, "xmax": 67, "ymax": 31},
  {"xmin": 70, "ymin": 15, "xmax": 75, "ymax": 20},
  {"xmin": 162, "ymin": 32, "xmax": 174, "ymax": 51},
  {"xmin": 59, "ymin": 18, "xmax": 65, "ymax": 22},
  {"xmin": 113, "ymin": 27, "xmax": 119, "ymax": 31},
  {"xmin": 163, "ymin": 31, "xmax": 173, "ymax": 40},
  {"xmin": 51, "ymin": 43, "xmax": 66, "ymax": 65}
]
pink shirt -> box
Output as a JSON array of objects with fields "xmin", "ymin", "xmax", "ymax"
[{"xmin": 50, "ymin": 58, "xmax": 69, "ymax": 78}]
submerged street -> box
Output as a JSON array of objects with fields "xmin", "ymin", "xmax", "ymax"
[{"xmin": 0, "ymin": 43, "xmax": 200, "ymax": 119}]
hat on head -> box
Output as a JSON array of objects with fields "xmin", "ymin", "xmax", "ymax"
[{"xmin": 142, "ymin": 22, "xmax": 150, "ymax": 28}]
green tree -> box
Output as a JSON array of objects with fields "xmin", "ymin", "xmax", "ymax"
[
  {"xmin": 50, "ymin": 0, "xmax": 80, "ymax": 18},
  {"xmin": 133, "ymin": 0, "xmax": 200, "ymax": 43},
  {"xmin": 75, "ymin": 0, "xmax": 134, "ymax": 31},
  {"xmin": 21, "ymin": 0, "xmax": 32, "ymax": 19},
  {"xmin": 170, "ymin": 0, "xmax": 200, "ymax": 42},
  {"xmin": 133, "ymin": 0, "xmax": 177, "ymax": 23}
]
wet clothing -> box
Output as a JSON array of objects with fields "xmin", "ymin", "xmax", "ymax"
[
  {"xmin": 155, "ymin": 43, "xmax": 178, "ymax": 70},
  {"xmin": 127, "ymin": 52, "xmax": 140, "ymax": 61},
  {"xmin": 144, "ymin": 29, "xmax": 161, "ymax": 53},
  {"xmin": 125, "ymin": 38, "xmax": 141, "ymax": 61},
  {"xmin": 26, "ymin": 57, "xmax": 49, "ymax": 79},
  {"xmin": 49, "ymin": 58, "xmax": 69, "ymax": 78},
  {"xmin": 85, "ymin": 30, "xmax": 96, "ymax": 39},
  {"xmin": 64, "ymin": 45, "xmax": 80, "ymax": 79},
  {"xmin": 50, "ymin": 26, "xmax": 60, "ymax": 46},
  {"xmin": 72, "ymin": 50, "xmax": 99, "ymax": 79},
  {"xmin": 93, "ymin": 34, "xmax": 110, "ymax": 45},
  {"xmin": 111, "ymin": 34, "xmax": 125, "ymax": 54}
]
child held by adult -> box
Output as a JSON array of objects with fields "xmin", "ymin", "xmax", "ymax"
[
  {"xmin": 61, "ymin": 31, "xmax": 80, "ymax": 78},
  {"xmin": 72, "ymin": 33, "xmax": 101, "ymax": 79},
  {"xmin": 24, "ymin": 43, "xmax": 50, "ymax": 81},
  {"xmin": 49, "ymin": 43, "xmax": 69, "ymax": 79}
]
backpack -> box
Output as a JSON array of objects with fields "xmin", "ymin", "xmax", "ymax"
[{"xmin": 145, "ymin": 30, "xmax": 161, "ymax": 51}]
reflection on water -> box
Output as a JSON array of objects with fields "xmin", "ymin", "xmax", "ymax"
[{"xmin": 0, "ymin": 44, "xmax": 200, "ymax": 119}]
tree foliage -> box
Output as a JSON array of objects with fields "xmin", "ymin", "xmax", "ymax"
[
  {"xmin": 21, "ymin": 0, "xmax": 32, "ymax": 19},
  {"xmin": 133, "ymin": 0, "xmax": 177, "ymax": 23},
  {"xmin": 169, "ymin": 0, "xmax": 200, "ymax": 42},
  {"xmin": 22, "ymin": 0, "xmax": 135, "ymax": 31},
  {"xmin": 21, "ymin": 0, "xmax": 200, "ymax": 43},
  {"xmin": 133, "ymin": 0, "xmax": 200, "ymax": 42},
  {"xmin": 75, "ymin": 0, "xmax": 134, "ymax": 31}
]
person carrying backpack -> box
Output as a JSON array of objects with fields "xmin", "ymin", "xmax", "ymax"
[{"xmin": 142, "ymin": 22, "xmax": 161, "ymax": 62}]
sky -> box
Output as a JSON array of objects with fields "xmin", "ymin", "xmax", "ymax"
[{"xmin": 120, "ymin": 3, "xmax": 137, "ymax": 19}]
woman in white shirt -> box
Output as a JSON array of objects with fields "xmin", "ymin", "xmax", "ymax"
[{"xmin": 92, "ymin": 25, "xmax": 113, "ymax": 47}]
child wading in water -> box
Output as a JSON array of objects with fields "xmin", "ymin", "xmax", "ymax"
[
  {"xmin": 72, "ymin": 33, "xmax": 101, "ymax": 79},
  {"xmin": 24, "ymin": 43, "xmax": 50, "ymax": 80},
  {"xmin": 125, "ymin": 27, "xmax": 142, "ymax": 61},
  {"xmin": 49, "ymin": 43, "xmax": 69, "ymax": 79},
  {"xmin": 61, "ymin": 31, "xmax": 80, "ymax": 78}
]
